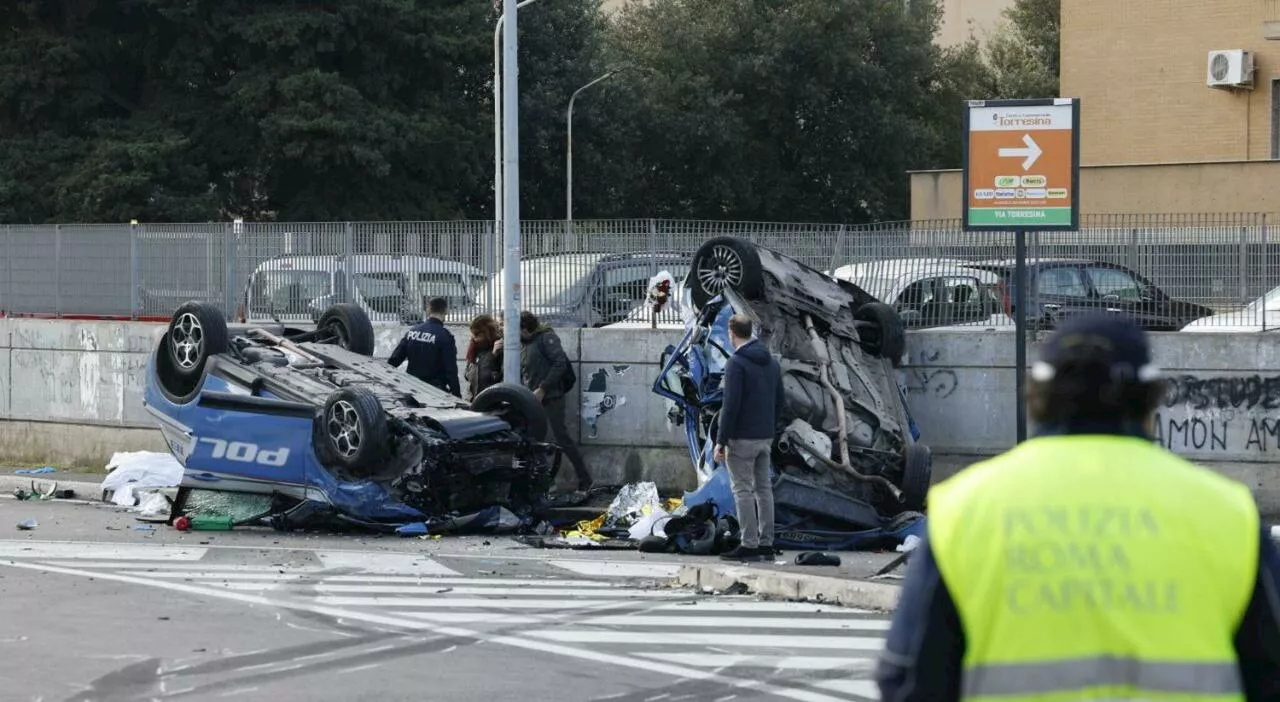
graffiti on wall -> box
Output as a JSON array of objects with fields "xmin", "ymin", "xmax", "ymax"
[
  {"xmin": 1155, "ymin": 374, "xmax": 1280, "ymax": 454},
  {"xmin": 901, "ymin": 348, "xmax": 958, "ymax": 399},
  {"xmin": 581, "ymin": 365, "xmax": 631, "ymax": 438}
]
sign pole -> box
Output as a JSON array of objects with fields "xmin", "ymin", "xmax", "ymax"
[
  {"xmin": 961, "ymin": 97, "xmax": 1080, "ymax": 445},
  {"xmin": 1014, "ymin": 228, "xmax": 1028, "ymax": 443}
]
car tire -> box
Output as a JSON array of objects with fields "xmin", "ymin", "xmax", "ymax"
[
  {"xmin": 471, "ymin": 383, "xmax": 549, "ymax": 442},
  {"xmin": 318, "ymin": 387, "xmax": 389, "ymax": 473},
  {"xmin": 166, "ymin": 302, "xmax": 229, "ymax": 380},
  {"xmin": 316, "ymin": 303, "xmax": 376, "ymax": 356},
  {"xmin": 690, "ymin": 236, "xmax": 764, "ymax": 309},
  {"xmin": 900, "ymin": 442, "xmax": 932, "ymax": 513},
  {"xmin": 154, "ymin": 302, "xmax": 229, "ymax": 404},
  {"xmin": 853, "ymin": 302, "xmax": 906, "ymax": 366}
]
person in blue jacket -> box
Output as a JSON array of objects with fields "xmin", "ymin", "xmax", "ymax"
[{"xmin": 389, "ymin": 297, "xmax": 460, "ymax": 397}]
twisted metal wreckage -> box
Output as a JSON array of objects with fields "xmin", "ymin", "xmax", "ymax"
[{"xmin": 135, "ymin": 237, "xmax": 928, "ymax": 556}]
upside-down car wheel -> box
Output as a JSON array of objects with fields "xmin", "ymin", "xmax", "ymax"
[
  {"xmin": 471, "ymin": 383, "xmax": 548, "ymax": 442},
  {"xmin": 690, "ymin": 236, "xmax": 764, "ymax": 309},
  {"xmin": 155, "ymin": 301, "xmax": 229, "ymax": 403},
  {"xmin": 316, "ymin": 303, "xmax": 376, "ymax": 356},
  {"xmin": 853, "ymin": 301, "xmax": 906, "ymax": 367},
  {"xmin": 318, "ymin": 387, "xmax": 389, "ymax": 473}
]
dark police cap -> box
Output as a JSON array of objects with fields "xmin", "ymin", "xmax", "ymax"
[{"xmin": 1030, "ymin": 314, "xmax": 1162, "ymax": 383}]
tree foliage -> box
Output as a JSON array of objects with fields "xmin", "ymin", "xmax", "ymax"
[{"xmin": 0, "ymin": 0, "xmax": 1051, "ymax": 225}]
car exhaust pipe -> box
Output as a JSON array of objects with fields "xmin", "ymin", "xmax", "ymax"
[
  {"xmin": 248, "ymin": 327, "xmax": 326, "ymax": 364},
  {"xmin": 802, "ymin": 314, "xmax": 903, "ymax": 500}
]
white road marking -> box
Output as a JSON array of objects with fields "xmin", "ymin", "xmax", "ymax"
[
  {"xmin": 581, "ymin": 614, "xmax": 892, "ymax": 631},
  {"xmin": 311, "ymin": 584, "xmax": 690, "ymax": 597},
  {"xmin": 809, "ymin": 679, "xmax": 880, "ymax": 699},
  {"xmin": 0, "ymin": 541, "xmax": 206, "ymax": 561},
  {"xmin": 649, "ymin": 600, "xmax": 876, "ymax": 614},
  {"xmin": 547, "ymin": 560, "xmax": 682, "ymax": 578},
  {"xmin": 315, "ymin": 551, "xmax": 461, "ymax": 576},
  {"xmin": 0, "ymin": 560, "xmax": 856, "ymax": 702},
  {"xmin": 635, "ymin": 653, "xmax": 876, "ymax": 671},
  {"xmin": 316, "ymin": 597, "xmax": 646, "ymax": 610},
  {"xmin": 525, "ymin": 629, "xmax": 886, "ymax": 650}
]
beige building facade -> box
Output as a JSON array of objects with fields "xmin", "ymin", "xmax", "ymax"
[
  {"xmin": 911, "ymin": 0, "xmax": 1280, "ymax": 220},
  {"xmin": 937, "ymin": 0, "xmax": 1014, "ymax": 47}
]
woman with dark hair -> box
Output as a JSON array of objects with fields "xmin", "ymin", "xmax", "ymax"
[{"xmin": 464, "ymin": 314, "xmax": 503, "ymax": 401}]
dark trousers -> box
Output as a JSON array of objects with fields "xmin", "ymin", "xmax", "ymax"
[{"xmin": 544, "ymin": 395, "xmax": 592, "ymax": 490}]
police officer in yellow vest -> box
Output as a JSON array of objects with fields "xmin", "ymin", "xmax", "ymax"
[{"xmin": 876, "ymin": 314, "xmax": 1280, "ymax": 701}]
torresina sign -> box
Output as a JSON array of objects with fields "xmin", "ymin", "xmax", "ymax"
[{"xmin": 962, "ymin": 97, "xmax": 1080, "ymax": 231}]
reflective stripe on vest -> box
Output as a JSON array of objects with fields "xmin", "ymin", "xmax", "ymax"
[
  {"xmin": 962, "ymin": 657, "xmax": 1241, "ymax": 697},
  {"xmin": 927, "ymin": 434, "xmax": 1259, "ymax": 702}
]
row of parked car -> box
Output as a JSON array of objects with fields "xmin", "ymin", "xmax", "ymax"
[{"xmin": 233, "ymin": 248, "xmax": 1279, "ymax": 334}]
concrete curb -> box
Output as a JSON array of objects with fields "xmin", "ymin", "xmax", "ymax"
[
  {"xmin": 0, "ymin": 475, "xmax": 107, "ymax": 502},
  {"xmin": 675, "ymin": 563, "xmax": 902, "ymax": 612}
]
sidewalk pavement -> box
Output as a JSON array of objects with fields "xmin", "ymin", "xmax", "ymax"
[
  {"xmin": 0, "ymin": 467, "xmax": 910, "ymax": 610},
  {"xmin": 674, "ymin": 549, "xmax": 906, "ymax": 612}
]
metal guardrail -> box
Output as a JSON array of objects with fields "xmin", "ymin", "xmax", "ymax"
[{"xmin": 0, "ymin": 213, "xmax": 1272, "ymax": 329}]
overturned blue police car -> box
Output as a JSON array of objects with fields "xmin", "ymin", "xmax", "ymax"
[{"xmin": 143, "ymin": 300, "xmax": 557, "ymax": 533}]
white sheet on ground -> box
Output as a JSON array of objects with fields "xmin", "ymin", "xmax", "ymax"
[{"xmin": 101, "ymin": 451, "xmax": 184, "ymax": 507}]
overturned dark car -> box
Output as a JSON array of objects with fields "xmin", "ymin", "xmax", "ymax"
[
  {"xmin": 143, "ymin": 301, "xmax": 557, "ymax": 533},
  {"xmin": 654, "ymin": 237, "xmax": 930, "ymax": 551}
]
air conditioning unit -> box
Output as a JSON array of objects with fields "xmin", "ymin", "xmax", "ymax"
[{"xmin": 1207, "ymin": 50, "xmax": 1254, "ymax": 89}]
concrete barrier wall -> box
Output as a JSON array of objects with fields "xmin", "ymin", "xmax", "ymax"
[
  {"xmin": 2, "ymin": 320, "xmax": 1278, "ymax": 515},
  {"xmin": 0, "ymin": 320, "xmax": 694, "ymax": 493}
]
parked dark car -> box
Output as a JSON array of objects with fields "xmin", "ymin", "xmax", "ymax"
[{"xmin": 962, "ymin": 258, "xmax": 1215, "ymax": 331}]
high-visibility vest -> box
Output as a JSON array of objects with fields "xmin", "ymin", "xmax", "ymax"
[{"xmin": 928, "ymin": 434, "xmax": 1259, "ymax": 701}]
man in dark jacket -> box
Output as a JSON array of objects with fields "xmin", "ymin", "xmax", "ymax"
[
  {"xmin": 389, "ymin": 297, "xmax": 460, "ymax": 397},
  {"xmin": 495, "ymin": 311, "xmax": 592, "ymax": 494},
  {"xmin": 713, "ymin": 313, "xmax": 785, "ymax": 562}
]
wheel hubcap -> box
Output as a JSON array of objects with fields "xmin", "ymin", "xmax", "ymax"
[
  {"xmin": 327, "ymin": 400, "xmax": 362, "ymax": 458},
  {"xmin": 171, "ymin": 313, "xmax": 204, "ymax": 370},
  {"xmin": 696, "ymin": 245, "xmax": 743, "ymax": 295}
]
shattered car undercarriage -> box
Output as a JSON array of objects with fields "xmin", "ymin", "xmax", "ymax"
[
  {"xmin": 143, "ymin": 301, "xmax": 558, "ymax": 534},
  {"xmin": 655, "ymin": 236, "xmax": 931, "ymax": 551}
]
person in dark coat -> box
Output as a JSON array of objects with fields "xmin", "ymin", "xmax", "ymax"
[
  {"xmin": 495, "ymin": 311, "xmax": 592, "ymax": 494},
  {"xmin": 389, "ymin": 297, "xmax": 460, "ymax": 397},
  {"xmin": 464, "ymin": 314, "xmax": 503, "ymax": 401},
  {"xmin": 713, "ymin": 313, "xmax": 785, "ymax": 562}
]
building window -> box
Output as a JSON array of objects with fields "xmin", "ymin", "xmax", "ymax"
[{"xmin": 1273, "ymin": 79, "xmax": 1280, "ymax": 160}]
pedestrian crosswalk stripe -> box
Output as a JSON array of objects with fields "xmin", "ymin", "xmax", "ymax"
[
  {"xmin": 0, "ymin": 542, "xmax": 207, "ymax": 560},
  {"xmin": 0, "ymin": 555, "xmax": 883, "ymax": 702},
  {"xmin": 634, "ymin": 653, "xmax": 876, "ymax": 671},
  {"xmin": 315, "ymin": 550, "xmax": 461, "ymax": 576},
  {"xmin": 316, "ymin": 596, "xmax": 646, "ymax": 609},
  {"xmin": 547, "ymin": 559, "xmax": 682, "ymax": 578},
  {"xmin": 813, "ymin": 679, "xmax": 881, "ymax": 698},
  {"xmin": 648, "ymin": 600, "xmax": 878, "ymax": 614},
  {"xmin": 118, "ymin": 571, "xmax": 620, "ymax": 587},
  {"xmin": 580, "ymin": 614, "xmax": 892, "ymax": 631},
  {"xmin": 525, "ymin": 629, "xmax": 887, "ymax": 650}
]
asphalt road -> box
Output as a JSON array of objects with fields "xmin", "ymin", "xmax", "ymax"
[{"xmin": 1, "ymin": 498, "xmax": 889, "ymax": 702}]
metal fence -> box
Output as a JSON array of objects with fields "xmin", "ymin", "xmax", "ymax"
[{"xmin": 0, "ymin": 213, "xmax": 1273, "ymax": 329}]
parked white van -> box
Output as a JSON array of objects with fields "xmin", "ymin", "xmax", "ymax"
[{"xmin": 236, "ymin": 254, "xmax": 485, "ymax": 326}]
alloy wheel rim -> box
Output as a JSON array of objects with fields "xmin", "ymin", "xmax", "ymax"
[
  {"xmin": 326, "ymin": 400, "xmax": 362, "ymax": 457},
  {"xmin": 696, "ymin": 245, "xmax": 744, "ymax": 295},
  {"xmin": 171, "ymin": 313, "xmax": 205, "ymax": 370}
]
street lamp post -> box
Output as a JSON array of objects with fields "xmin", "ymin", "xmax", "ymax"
[
  {"xmin": 500, "ymin": 0, "xmax": 523, "ymax": 382},
  {"xmin": 565, "ymin": 70, "xmax": 619, "ymax": 224},
  {"xmin": 494, "ymin": 0, "xmax": 541, "ymax": 225}
]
